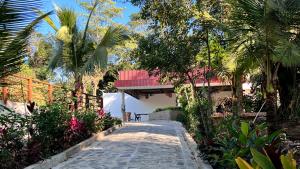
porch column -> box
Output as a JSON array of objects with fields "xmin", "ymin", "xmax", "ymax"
[{"xmin": 121, "ymin": 90, "xmax": 126, "ymax": 121}]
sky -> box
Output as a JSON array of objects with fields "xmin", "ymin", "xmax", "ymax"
[{"xmin": 37, "ymin": 0, "xmax": 140, "ymax": 34}]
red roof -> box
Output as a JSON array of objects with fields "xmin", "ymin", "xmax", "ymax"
[
  {"xmin": 115, "ymin": 70, "xmax": 224, "ymax": 89},
  {"xmin": 115, "ymin": 70, "xmax": 162, "ymax": 88}
]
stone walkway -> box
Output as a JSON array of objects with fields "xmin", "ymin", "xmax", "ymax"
[{"xmin": 53, "ymin": 121, "xmax": 202, "ymax": 169}]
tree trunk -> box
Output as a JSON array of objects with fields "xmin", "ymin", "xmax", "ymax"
[
  {"xmin": 73, "ymin": 75, "xmax": 83, "ymax": 111},
  {"xmin": 186, "ymin": 73, "xmax": 197, "ymax": 100},
  {"xmin": 277, "ymin": 66, "xmax": 297, "ymax": 119},
  {"xmin": 263, "ymin": 69, "xmax": 279, "ymax": 133},
  {"xmin": 205, "ymin": 29, "xmax": 213, "ymax": 115},
  {"xmin": 265, "ymin": 91, "xmax": 278, "ymax": 132},
  {"xmin": 232, "ymin": 73, "xmax": 243, "ymax": 116}
]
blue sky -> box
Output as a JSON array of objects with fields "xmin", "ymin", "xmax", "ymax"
[{"xmin": 38, "ymin": 0, "xmax": 140, "ymax": 34}]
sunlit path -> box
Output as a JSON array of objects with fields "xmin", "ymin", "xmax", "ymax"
[{"xmin": 53, "ymin": 121, "xmax": 200, "ymax": 169}]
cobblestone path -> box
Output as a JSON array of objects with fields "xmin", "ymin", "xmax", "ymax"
[{"xmin": 53, "ymin": 121, "xmax": 200, "ymax": 169}]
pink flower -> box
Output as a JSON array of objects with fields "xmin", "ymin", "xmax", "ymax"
[
  {"xmin": 97, "ymin": 108, "xmax": 105, "ymax": 118},
  {"xmin": 70, "ymin": 115, "xmax": 80, "ymax": 130}
]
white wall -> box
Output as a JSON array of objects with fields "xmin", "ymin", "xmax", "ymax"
[
  {"xmin": 103, "ymin": 92, "xmax": 176, "ymax": 121},
  {"xmin": 0, "ymin": 100, "xmax": 30, "ymax": 115}
]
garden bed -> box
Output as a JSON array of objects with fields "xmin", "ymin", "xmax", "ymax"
[{"xmin": 0, "ymin": 103, "xmax": 122, "ymax": 169}]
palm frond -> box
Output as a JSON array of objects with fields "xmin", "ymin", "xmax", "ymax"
[
  {"xmin": 81, "ymin": 26, "xmax": 130, "ymax": 73},
  {"xmin": 81, "ymin": 0, "xmax": 99, "ymax": 50},
  {"xmin": 274, "ymin": 39, "xmax": 300, "ymax": 67},
  {"xmin": 81, "ymin": 46, "xmax": 108, "ymax": 73},
  {"xmin": 0, "ymin": 0, "xmax": 51, "ymax": 79},
  {"xmin": 48, "ymin": 40, "xmax": 64, "ymax": 70},
  {"xmin": 36, "ymin": 10, "xmax": 58, "ymax": 31},
  {"xmin": 99, "ymin": 26, "xmax": 130, "ymax": 48},
  {"xmin": 57, "ymin": 8, "xmax": 77, "ymax": 32}
]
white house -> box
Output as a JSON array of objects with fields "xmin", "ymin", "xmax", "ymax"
[{"xmin": 108, "ymin": 70, "xmax": 231, "ymax": 121}]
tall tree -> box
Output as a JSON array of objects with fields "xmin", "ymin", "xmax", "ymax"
[
  {"xmin": 28, "ymin": 32, "xmax": 55, "ymax": 80},
  {"xmin": 41, "ymin": 1, "xmax": 129, "ymax": 109},
  {"xmin": 131, "ymin": 0, "xmax": 218, "ymax": 136},
  {"xmin": 227, "ymin": 0, "xmax": 300, "ymax": 130},
  {"xmin": 133, "ymin": 0, "xmax": 202, "ymax": 98}
]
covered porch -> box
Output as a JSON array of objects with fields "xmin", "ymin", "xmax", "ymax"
[{"xmin": 114, "ymin": 70, "xmax": 231, "ymax": 122}]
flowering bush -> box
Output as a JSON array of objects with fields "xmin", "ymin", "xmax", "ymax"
[
  {"xmin": 0, "ymin": 103, "xmax": 122, "ymax": 169},
  {"xmin": 97, "ymin": 108, "xmax": 105, "ymax": 118},
  {"xmin": 95, "ymin": 112, "xmax": 121, "ymax": 131},
  {"xmin": 0, "ymin": 112, "xmax": 29, "ymax": 169}
]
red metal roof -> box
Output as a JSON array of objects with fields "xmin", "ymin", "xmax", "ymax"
[
  {"xmin": 115, "ymin": 70, "xmax": 162, "ymax": 88},
  {"xmin": 115, "ymin": 70, "xmax": 224, "ymax": 89}
]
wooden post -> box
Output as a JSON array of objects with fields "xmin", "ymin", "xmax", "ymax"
[
  {"xmin": 27, "ymin": 78, "xmax": 33, "ymax": 102},
  {"xmin": 121, "ymin": 90, "xmax": 126, "ymax": 121},
  {"xmin": 99, "ymin": 97, "xmax": 103, "ymax": 108},
  {"xmin": 2, "ymin": 87, "xmax": 8, "ymax": 105},
  {"xmin": 48, "ymin": 84, "xmax": 53, "ymax": 104}
]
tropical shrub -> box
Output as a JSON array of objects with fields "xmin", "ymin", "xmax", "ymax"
[
  {"xmin": 31, "ymin": 103, "xmax": 71, "ymax": 156},
  {"xmin": 0, "ymin": 102, "xmax": 122, "ymax": 169},
  {"xmin": 199, "ymin": 116, "xmax": 284, "ymax": 169},
  {"xmin": 242, "ymin": 92, "xmax": 265, "ymax": 113},
  {"xmin": 154, "ymin": 106, "xmax": 182, "ymax": 112},
  {"xmin": 0, "ymin": 112, "xmax": 30, "ymax": 169},
  {"xmin": 74, "ymin": 110, "xmax": 98, "ymax": 134},
  {"xmin": 236, "ymin": 148, "xmax": 297, "ymax": 169},
  {"xmin": 96, "ymin": 113, "xmax": 121, "ymax": 131}
]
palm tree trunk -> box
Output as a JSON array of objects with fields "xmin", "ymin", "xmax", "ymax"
[
  {"xmin": 232, "ymin": 73, "xmax": 243, "ymax": 116},
  {"xmin": 265, "ymin": 90, "xmax": 277, "ymax": 132},
  {"xmin": 73, "ymin": 75, "xmax": 83, "ymax": 110},
  {"xmin": 264, "ymin": 59, "xmax": 278, "ymax": 132}
]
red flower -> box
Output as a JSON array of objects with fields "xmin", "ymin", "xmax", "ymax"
[
  {"xmin": 97, "ymin": 108, "xmax": 105, "ymax": 118},
  {"xmin": 70, "ymin": 115, "xmax": 80, "ymax": 130}
]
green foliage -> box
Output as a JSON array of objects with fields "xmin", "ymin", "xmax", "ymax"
[
  {"xmin": 0, "ymin": 112, "xmax": 30, "ymax": 169},
  {"xmin": 0, "ymin": 103, "xmax": 121, "ymax": 168},
  {"xmin": 0, "ymin": 0, "xmax": 51, "ymax": 79},
  {"xmin": 28, "ymin": 33, "xmax": 55, "ymax": 81},
  {"xmin": 242, "ymin": 93, "xmax": 265, "ymax": 112},
  {"xmin": 32, "ymin": 103, "xmax": 71, "ymax": 156},
  {"xmin": 95, "ymin": 113, "xmax": 121, "ymax": 131},
  {"xmin": 200, "ymin": 116, "xmax": 284, "ymax": 169},
  {"xmin": 175, "ymin": 86, "xmax": 213, "ymax": 140},
  {"xmin": 132, "ymin": 0, "xmax": 206, "ymax": 90},
  {"xmin": 227, "ymin": 0, "xmax": 300, "ymax": 121},
  {"xmin": 75, "ymin": 110, "xmax": 98, "ymax": 134},
  {"xmin": 97, "ymin": 67, "xmax": 119, "ymax": 94},
  {"xmin": 153, "ymin": 106, "xmax": 182, "ymax": 113},
  {"xmin": 43, "ymin": 3, "xmax": 129, "ymax": 77},
  {"xmin": 236, "ymin": 149, "xmax": 297, "ymax": 169}
]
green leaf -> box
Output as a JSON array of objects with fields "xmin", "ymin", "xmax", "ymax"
[
  {"xmin": 35, "ymin": 9, "xmax": 58, "ymax": 31},
  {"xmin": 239, "ymin": 134, "xmax": 247, "ymax": 145},
  {"xmin": 235, "ymin": 157, "xmax": 254, "ymax": 169},
  {"xmin": 280, "ymin": 152, "xmax": 296, "ymax": 169},
  {"xmin": 250, "ymin": 148, "xmax": 276, "ymax": 169},
  {"xmin": 241, "ymin": 122, "xmax": 249, "ymax": 136}
]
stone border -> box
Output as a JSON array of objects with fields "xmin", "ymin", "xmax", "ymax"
[
  {"xmin": 178, "ymin": 123, "xmax": 213, "ymax": 169},
  {"xmin": 25, "ymin": 124, "xmax": 123, "ymax": 169}
]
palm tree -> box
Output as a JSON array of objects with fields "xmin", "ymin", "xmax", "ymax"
[
  {"xmin": 41, "ymin": 1, "xmax": 129, "ymax": 109},
  {"xmin": 227, "ymin": 0, "xmax": 300, "ymax": 130},
  {"xmin": 0, "ymin": 0, "xmax": 52, "ymax": 81},
  {"xmin": 216, "ymin": 44, "xmax": 259, "ymax": 115}
]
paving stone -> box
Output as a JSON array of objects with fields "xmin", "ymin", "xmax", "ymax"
[{"xmin": 53, "ymin": 121, "xmax": 199, "ymax": 169}]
